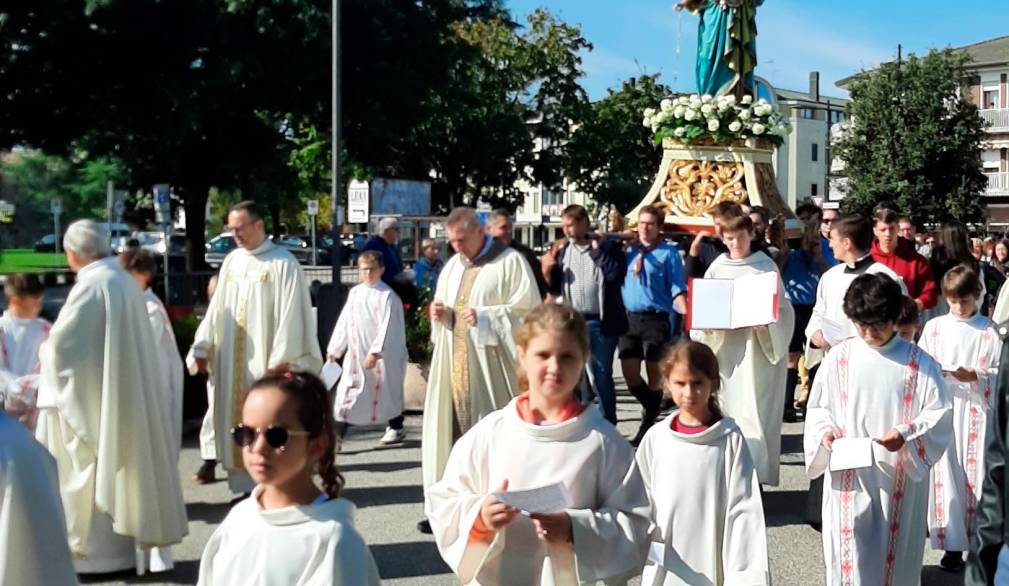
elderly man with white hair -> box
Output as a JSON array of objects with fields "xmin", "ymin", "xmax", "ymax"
[
  {"xmin": 363, "ymin": 216, "xmax": 405, "ymax": 287},
  {"xmin": 35, "ymin": 219, "xmax": 188, "ymax": 574},
  {"xmin": 419, "ymin": 206, "xmax": 539, "ymax": 533}
]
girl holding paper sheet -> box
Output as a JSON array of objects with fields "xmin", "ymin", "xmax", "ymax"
[
  {"xmin": 690, "ymin": 214, "xmax": 794, "ymax": 486},
  {"xmin": 636, "ymin": 341, "xmax": 769, "ymax": 585},
  {"xmin": 804, "ymin": 273, "xmax": 951, "ymax": 586},
  {"xmin": 425, "ymin": 304, "xmax": 651, "ymax": 585}
]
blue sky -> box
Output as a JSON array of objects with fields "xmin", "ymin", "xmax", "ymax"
[{"xmin": 507, "ymin": 0, "xmax": 1008, "ymax": 100}]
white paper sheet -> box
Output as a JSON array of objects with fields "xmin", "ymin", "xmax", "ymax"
[
  {"xmin": 819, "ymin": 317, "xmax": 847, "ymax": 347},
  {"xmin": 690, "ymin": 279, "xmax": 733, "ymax": 330},
  {"xmin": 829, "ymin": 437, "xmax": 874, "ymax": 472},
  {"xmin": 493, "ymin": 482, "xmax": 574, "ymax": 514},
  {"xmin": 690, "ymin": 271, "xmax": 778, "ymax": 330},
  {"xmin": 730, "ymin": 271, "xmax": 778, "ymax": 328},
  {"xmin": 647, "ymin": 542, "xmax": 667, "ymax": 566},
  {"xmin": 320, "ymin": 362, "xmax": 343, "ymax": 390}
]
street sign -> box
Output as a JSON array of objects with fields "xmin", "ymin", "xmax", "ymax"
[
  {"xmin": 50, "ymin": 198, "xmax": 62, "ymax": 215},
  {"xmin": 307, "ymin": 200, "xmax": 319, "ymax": 216},
  {"xmin": 153, "ymin": 184, "xmax": 171, "ymax": 225},
  {"xmin": 113, "ymin": 196, "xmax": 126, "ymax": 218},
  {"xmin": 348, "ymin": 180, "xmax": 369, "ymax": 224}
]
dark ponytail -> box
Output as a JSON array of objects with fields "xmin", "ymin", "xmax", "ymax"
[{"xmin": 245, "ymin": 365, "xmax": 345, "ymax": 499}]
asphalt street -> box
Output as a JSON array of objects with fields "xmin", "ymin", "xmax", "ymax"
[{"xmin": 83, "ymin": 369, "xmax": 962, "ymax": 586}]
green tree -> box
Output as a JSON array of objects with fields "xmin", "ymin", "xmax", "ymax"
[
  {"xmin": 565, "ymin": 75, "xmax": 669, "ymax": 214},
  {"xmin": 836, "ymin": 48, "xmax": 988, "ymax": 226},
  {"xmin": 0, "ymin": 149, "xmax": 130, "ymax": 245}
]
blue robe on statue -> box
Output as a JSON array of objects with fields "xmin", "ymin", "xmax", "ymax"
[{"xmin": 693, "ymin": 0, "xmax": 763, "ymax": 96}]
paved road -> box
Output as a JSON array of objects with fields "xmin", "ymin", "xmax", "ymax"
[{"xmin": 83, "ymin": 376, "xmax": 962, "ymax": 586}]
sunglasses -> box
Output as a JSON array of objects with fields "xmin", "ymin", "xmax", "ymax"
[{"xmin": 231, "ymin": 424, "xmax": 312, "ymax": 451}]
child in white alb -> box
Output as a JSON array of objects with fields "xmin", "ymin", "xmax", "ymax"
[
  {"xmin": 636, "ymin": 340, "xmax": 769, "ymax": 585},
  {"xmin": 426, "ymin": 304, "xmax": 651, "ymax": 584},
  {"xmin": 920, "ymin": 264, "xmax": 1002, "ymax": 571},
  {"xmin": 197, "ymin": 367, "xmax": 380, "ymax": 586},
  {"xmin": 0, "ymin": 274, "xmax": 50, "ymax": 429}
]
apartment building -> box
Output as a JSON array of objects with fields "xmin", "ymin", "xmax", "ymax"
[
  {"xmin": 967, "ymin": 36, "xmax": 1009, "ymax": 227},
  {"xmin": 834, "ymin": 35, "xmax": 1009, "ymax": 226},
  {"xmin": 769, "ymin": 73, "xmax": 849, "ymax": 209}
]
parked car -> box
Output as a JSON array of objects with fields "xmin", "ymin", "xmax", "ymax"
[
  {"xmin": 135, "ymin": 231, "xmax": 186, "ymax": 257},
  {"xmin": 205, "ymin": 233, "xmax": 236, "ymax": 269},
  {"xmin": 34, "ymin": 234, "xmax": 58, "ymax": 252},
  {"xmin": 96, "ymin": 222, "xmax": 132, "ymax": 254},
  {"xmin": 273, "ymin": 235, "xmax": 314, "ymax": 265}
]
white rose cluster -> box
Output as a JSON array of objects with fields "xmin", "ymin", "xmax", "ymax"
[{"xmin": 642, "ymin": 92, "xmax": 791, "ymax": 145}]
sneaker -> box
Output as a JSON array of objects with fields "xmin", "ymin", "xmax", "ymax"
[
  {"xmin": 939, "ymin": 551, "xmax": 964, "ymax": 572},
  {"xmin": 380, "ymin": 427, "xmax": 406, "ymax": 445}
]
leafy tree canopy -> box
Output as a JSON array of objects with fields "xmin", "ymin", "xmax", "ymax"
[
  {"xmin": 565, "ymin": 74, "xmax": 669, "ymax": 214},
  {"xmin": 836, "ymin": 48, "xmax": 988, "ymax": 226}
]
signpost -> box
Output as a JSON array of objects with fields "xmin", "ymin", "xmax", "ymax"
[
  {"xmin": 153, "ymin": 184, "xmax": 172, "ymax": 303},
  {"xmin": 106, "ymin": 181, "xmax": 115, "ymax": 249},
  {"xmin": 114, "ymin": 190, "xmax": 127, "ymax": 223},
  {"xmin": 50, "ymin": 198, "xmax": 62, "ymax": 253},
  {"xmin": 348, "ymin": 180, "xmax": 369, "ymax": 224},
  {"xmin": 307, "ymin": 199, "xmax": 319, "ymax": 265}
]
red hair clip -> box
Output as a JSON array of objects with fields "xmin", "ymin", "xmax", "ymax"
[{"xmin": 283, "ymin": 371, "xmax": 293, "ymax": 380}]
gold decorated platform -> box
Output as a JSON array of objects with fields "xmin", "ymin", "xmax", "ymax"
[{"xmin": 626, "ymin": 138, "xmax": 796, "ymax": 234}]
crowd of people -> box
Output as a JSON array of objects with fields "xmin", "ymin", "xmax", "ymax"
[{"xmin": 7, "ymin": 198, "xmax": 1009, "ymax": 584}]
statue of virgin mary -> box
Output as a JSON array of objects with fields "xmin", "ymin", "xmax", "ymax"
[{"xmin": 676, "ymin": 0, "xmax": 763, "ymax": 98}]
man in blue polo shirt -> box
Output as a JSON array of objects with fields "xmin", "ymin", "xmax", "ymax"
[{"xmin": 620, "ymin": 204, "xmax": 687, "ymax": 445}]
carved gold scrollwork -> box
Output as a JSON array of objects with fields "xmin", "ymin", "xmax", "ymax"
[{"xmin": 658, "ymin": 159, "xmax": 747, "ymax": 217}]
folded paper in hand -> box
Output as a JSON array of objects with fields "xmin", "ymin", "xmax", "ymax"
[
  {"xmin": 320, "ymin": 362, "xmax": 343, "ymax": 390},
  {"xmin": 829, "ymin": 437, "xmax": 874, "ymax": 472},
  {"xmin": 688, "ymin": 271, "xmax": 779, "ymax": 330},
  {"xmin": 819, "ymin": 317, "xmax": 847, "ymax": 347},
  {"xmin": 493, "ymin": 482, "xmax": 573, "ymax": 514}
]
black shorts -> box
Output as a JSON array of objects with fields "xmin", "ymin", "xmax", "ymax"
[
  {"xmin": 618, "ymin": 311, "xmax": 672, "ymax": 362},
  {"xmin": 790, "ymin": 304, "xmax": 813, "ymax": 353}
]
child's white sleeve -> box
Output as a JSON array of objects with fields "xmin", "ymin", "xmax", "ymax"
[{"xmin": 568, "ymin": 439, "xmax": 652, "ymax": 583}]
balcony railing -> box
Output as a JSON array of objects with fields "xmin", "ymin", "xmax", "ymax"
[
  {"xmin": 986, "ymin": 172, "xmax": 1009, "ymax": 196},
  {"xmin": 980, "ymin": 109, "xmax": 1009, "ymax": 132}
]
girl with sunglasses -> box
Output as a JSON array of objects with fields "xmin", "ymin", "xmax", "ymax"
[{"xmin": 197, "ymin": 367, "xmax": 380, "ymax": 585}]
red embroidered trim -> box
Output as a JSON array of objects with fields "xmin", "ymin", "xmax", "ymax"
[
  {"xmin": 837, "ymin": 342, "xmax": 855, "ymax": 585},
  {"xmin": 933, "ymin": 464, "xmax": 947, "ymax": 549},
  {"xmin": 883, "ymin": 345, "xmax": 920, "ymax": 586},
  {"xmin": 966, "ymin": 406, "xmax": 980, "ymax": 542}
]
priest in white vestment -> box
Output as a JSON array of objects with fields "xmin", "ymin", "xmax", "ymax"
[
  {"xmin": 0, "ymin": 413, "xmax": 77, "ymax": 586},
  {"xmin": 805, "ymin": 215, "xmax": 907, "ymax": 369},
  {"xmin": 805, "ymin": 273, "xmax": 952, "ymax": 586},
  {"xmin": 188, "ymin": 201, "xmax": 323, "ymax": 492},
  {"xmin": 422, "ymin": 207, "xmax": 540, "ymax": 491},
  {"xmin": 919, "ymin": 274, "xmax": 1002, "ymax": 560},
  {"xmin": 327, "ymin": 251, "xmax": 408, "ymax": 436},
  {"xmin": 35, "ymin": 220, "xmax": 188, "ymax": 573},
  {"xmin": 691, "ymin": 217, "xmax": 794, "ymax": 486}
]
